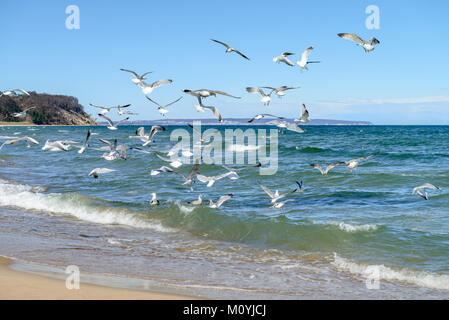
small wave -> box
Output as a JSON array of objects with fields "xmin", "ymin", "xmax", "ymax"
[
  {"xmin": 295, "ymin": 146, "xmax": 327, "ymax": 153},
  {"xmin": 327, "ymin": 222, "xmax": 379, "ymax": 233},
  {"xmin": 332, "ymin": 253, "xmax": 449, "ymax": 291},
  {"xmin": 0, "ymin": 179, "xmax": 172, "ymax": 232}
]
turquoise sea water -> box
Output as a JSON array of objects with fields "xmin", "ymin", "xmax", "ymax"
[{"xmin": 1, "ymin": 125, "xmax": 449, "ymax": 299}]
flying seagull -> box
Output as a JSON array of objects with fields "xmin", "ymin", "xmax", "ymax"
[
  {"xmin": 267, "ymin": 120, "xmax": 306, "ymax": 133},
  {"xmin": 294, "ymin": 104, "xmax": 310, "ymax": 123},
  {"xmin": 310, "ymin": 163, "xmax": 345, "ymax": 175},
  {"xmin": 413, "ymin": 183, "xmax": 441, "ymax": 200},
  {"xmin": 221, "ymin": 162, "xmax": 262, "ymax": 174},
  {"xmin": 13, "ymin": 106, "xmax": 35, "ymax": 119},
  {"xmin": 259, "ymin": 184, "xmax": 294, "ymax": 203},
  {"xmin": 89, "ymin": 103, "xmax": 116, "ymax": 115},
  {"xmin": 246, "ymin": 87, "xmax": 274, "ymax": 106},
  {"xmin": 248, "ymin": 114, "xmax": 285, "ymax": 123},
  {"xmin": 261, "ymin": 86, "xmax": 300, "ymax": 98},
  {"xmin": 137, "ymin": 79, "xmax": 173, "ymax": 95},
  {"xmin": 208, "ymin": 194, "xmax": 234, "ymax": 208},
  {"xmin": 146, "ymin": 96, "xmax": 182, "ymax": 116},
  {"xmin": 130, "ymin": 126, "xmax": 166, "ymax": 146},
  {"xmin": 0, "ymin": 89, "xmax": 30, "ymax": 97},
  {"xmin": 343, "ymin": 153, "xmax": 378, "ymax": 171},
  {"xmin": 41, "ymin": 140, "xmax": 71, "ymax": 152},
  {"xmin": 149, "ymin": 193, "xmax": 160, "ymax": 205},
  {"xmin": 88, "ymin": 168, "xmax": 116, "ymax": 179},
  {"xmin": 273, "ymin": 52, "xmax": 295, "ymax": 66},
  {"xmin": 150, "ymin": 165, "xmax": 175, "ymax": 176},
  {"xmin": 211, "ymin": 39, "xmax": 250, "ymax": 60},
  {"xmin": 196, "ymin": 170, "xmax": 239, "ymax": 187},
  {"xmin": 154, "ymin": 152, "xmax": 183, "ymax": 168},
  {"xmin": 77, "ymin": 129, "xmax": 91, "ymax": 154},
  {"xmin": 337, "ymin": 33, "xmax": 380, "ymax": 52},
  {"xmin": 0, "ymin": 136, "xmax": 38, "ymax": 151},
  {"xmin": 120, "ymin": 68, "xmax": 153, "ymax": 84},
  {"xmin": 190, "ymin": 89, "xmax": 241, "ymax": 99},
  {"xmin": 117, "ymin": 104, "xmax": 136, "ymax": 115},
  {"xmin": 173, "ymin": 160, "xmax": 200, "ymax": 186},
  {"xmin": 271, "ymin": 199, "xmax": 295, "ymax": 209},
  {"xmin": 98, "ymin": 114, "xmax": 129, "ymax": 131},
  {"xmin": 296, "ymin": 46, "xmax": 320, "ymax": 71},
  {"xmin": 99, "ymin": 138, "xmax": 125, "ymax": 160}
]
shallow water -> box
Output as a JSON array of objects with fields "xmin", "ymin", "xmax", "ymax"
[{"xmin": 1, "ymin": 125, "xmax": 449, "ymax": 299}]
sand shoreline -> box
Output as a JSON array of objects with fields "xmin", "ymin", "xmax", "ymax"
[{"xmin": 0, "ymin": 256, "xmax": 199, "ymax": 300}]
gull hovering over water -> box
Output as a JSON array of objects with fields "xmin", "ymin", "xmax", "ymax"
[
  {"xmin": 211, "ymin": 39, "xmax": 250, "ymax": 60},
  {"xmin": 310, "ymin": 162, "xmax": 345, "ymax": 175},
  {"xmin": 343, "ymin": 153, "xmax": 378, "ymax": 171},
  {"xmin": 0, "ymin": 136, "xmax": 38, "ymax": 151},
  {"xmin": 13, "ymin": 107, "xmax": 35, "ymax": 119},
  {"xmin": 150, "ymin": 165, "xmax": 175, "ymax": 176},
  {"xmin": 246, "ymin": 87, "xmax": 274, "ymax": 106},
  {"xmin": 77, "ymin": 129, "xmax": 91, "ymax": 154},
  {"xmin": 149, "ymin": 193, "xmax": 160, "ymax": 205},
  {"xmin": 89, "ymin": 103, "xmax": 115, "ymax": 115},
  {"xmin": 337, "ymin": 33, "xmax": 380, "ymax": 52},
  {"xmin": 267, "ymin": 120, "xmax": 306, "ymax": 133},
  {"xmin": 271, "ymin": 199, "xmax": 295, "ymax": 209},
  {"xmin": 208, "ymin": 194, "xmax": 233, "ymax": 208},
  {"xmin": 42, "ymin": 140, "xmax": 71, "ymax": 152},
  {"xmin": 120, "ymin": 68, "xmax": 153, "ymax": 84},
  {"xmin": 99, "ymin": 138, "xmax": 125, "ymax": 160},
  {"xmin": 413, "ymin": 183, "xmax": 441, "ymax": 200},
  {"xmin": 261, "ymin": 86, "xmax": 300, "ymax": 98},
  {"xmin": 196, "ymin": 170, "xmax": 239, "ymax": 187},
  {"xmin": 130, "ymin": 126, "xmax": 166, "ymax": 146},
  {"xmin": 259, "ymin": 184, "xmax": 294, "ymax": 203},
  {"xmin": 294, "ymin": 104, "xmax": 310, "ymax": 123},
  {"xmin": 137, "ymin": 79, "xmax": 173, "ymax": 95},
  {"xmin": 248, "ymin": 114, "xmax": 285, "ymax": 123},
  {"xmin": 88, "ymin": 168, "xmax": 116, "ymax": 179},
  {"xmin": 0, "ymin": 89, "xmax": 30, "ymax": 97},
  {"xmin": 273, "ymin": 52, "xmax": 295, "ymax": 66},
  {"xmin": 296, "ymin": 46, "xmax": 320, "ymax": 71},
  {"xmin": 154, "ymin": 152, "xmax": 183, "ymax": 168},
  {"xmin": 221, "ymin": 162, "xmax": 262, "ymax": 175},
  {"xmin": 146, "ymin": 96, "xmax": 182, "ymax": 116},
  {"xmin": 98, "ymin": 114, "xmax": 129, "ymax": 131}
]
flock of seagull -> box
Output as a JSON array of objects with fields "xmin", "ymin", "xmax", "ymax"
[{"xmin": 0, "ymin": 33, "xmax": 442, "ymax": 208}]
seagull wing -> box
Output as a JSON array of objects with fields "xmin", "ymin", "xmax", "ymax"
[
  {"xmin": 164, "ymin": 96, "xmax": 183, "ymax": 108},
  {"xmin": 202, "ymin": 106, "xmax": 222, "ymax": 122},
  {"xmin": 211, "ymin": 39, "xmax": 230, "ymax": 49},
  {"xmin": 148, "ymin": 126, "xmax": 166, "ymax": 140},
  {"xmin": 212, "ymin": 90, "xmax": 241, "ymax": 99},
  {"xmin": 215, "ymin": 194, "xmax": 233, "ymax": 208},
  {"xmin": 338, "ymin": 33, "xmax": 365, "ymax": 45},
  {"xmin": 349, "ymin": 153, "xmax": 378, "ymax": 163},
  {"xmin": 324, "ymin": 162, "xmax": 345, "ymax": 174},
  {"xmin": 286, "ymin": 122, "xmax": 306, "ymax": 133},
  {"xmin": 116, "ymin": 117, "xmax": 130, "ymax": 126},
  {"xmin": 120, "ymin": 69, "xmax": 139, "ymax": 78},
  {"xmin": 260, "ymin": 184, "xmax": 275, "ymax": 199},
  {"xmin": 98, "ymin": 113, "xmax": 114, "ymax": 127},
  {"xmin": 145, "ymin": 96, "xmax": 162, "ymax": 107},
  {"xmin": 233, "ymin": 49, "xmax": 250, "ymax": 60},
  {"xmin": 301, "ymin": 46, "xmax": 314, "ymax": 63},
  {"xmin": 150, "ymin": 79, "xmax": 173, "ymax": 88}
]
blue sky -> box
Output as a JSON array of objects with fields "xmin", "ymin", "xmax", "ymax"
[{"xmin": 1, "ymin": 0, "xmax": 448, "ymax": 124}]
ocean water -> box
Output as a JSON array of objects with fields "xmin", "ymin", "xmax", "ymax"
[{"xmin": 1, "ymin": 124, "xmax": 449, "ymax": 299}]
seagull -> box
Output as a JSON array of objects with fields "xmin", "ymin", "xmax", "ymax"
[
  {"xmin": 211, "ymin": 39, "xmax": 250, "ymax": 60},
  {"xmin": 131, "ymin": 126, "xmax": 166, "ymax": 146},
  {"xmin": 246, "ymin": 87, "xmax": 274, "ymax": 106},
  {"xmin": 296, "ymin": 46, "xmax": 320, "ymax": 71},
  {"xmin": 261, "ymin": 86, "xmax": 300, "ymax": 98},
  {"xmin": 271, "ymin": 199, "xmax": 295, "ymax": 209},
  {"xmin": 88, "ymin": 168, "xmax": 116, "ymax": 179},
  {"xmin": 187, "ymin": 195, "xmax": 202, "ymax": 206},
  {"xmin": 413, "ymin": 183, "xmax": 441, "ymax": 200},
  {"xmin": 149, "ymin": 193, "xmax": 160, "ymax": 205},
  {"xmin": 273, "ymin": 52, "xmax": 295, "ymax": 66},
  {"xmin": 99, "ymin": 138, "xmax": 125, "ymax": 160},
  {"xmin": 310, "ymin": 163, "xmax": 345, "ymax": 175},
  {"xmin": 98, "ymin": 114, "xmax": 129, "ymax": 131},
  {"xmin": 89, "ymin": 103, "xmax": 115, "ymax": 115},
  {"xmin": 294, "ymin": 104, "xmax": 310, "ymax": 123},
  {"xmin": 41, "ymin": 140, "xmax": 71, "ymax": 152},
  {"xmin": 146, "ymin": 96, "xmax": 182, "ymax": 116},
  {"xmin": 267, "ymin": 120, "xmax": 306, "ymax": 133},
  {"xmin": 196, "ymin": 170, "xmax": 239, "ymax": 187},
  {"xmin": 337, "ymin": 33, "xmax": 380, "ymax": 52},
  {"xmin": 208, "ymin": 194, "xmax": 234, "ymax": 208},
  {"xmin": 0, "ymin": 136, "xmax": 38, "ymax": 151},
  {"xmin": 248, "ymin": 114, "xmax": 285, "ymax": 123},
  {"xmin": 137, "ymin": 79, "xmax": 173, "ymax": 95},
  {"xmin": 13, "ymin": 107, "xmax": 35, "ymax": 118},
  {"xmin": 190, "ymin": 89, "xmax": 241, "ymax": 99},
  {"xmin": 0, "ymin": 89, "xmax": 30, "ymax": 97},
  {"xmin": 259, "ymin": 184, "xmax": 294, "ymax": 203},
  {"xmin": 172, "ymin": 160, "xmax": 200, "ymax": 186},
  {"xmin": 150, "ymin": 165, "xmax": 175, "ymax": 176},
  {"xmin": 221, "ymin": 162, "xmax": 262, "ymax": 174},
  {"xmin": 117, "ymin": 104, "xmax": 137, "ymax": 115},
  {"xmin": 154, "ymin": 152, "xmax": 183, "ymax": 168},
  {"xmin": 120, "ymin": 68, "xmax": 153, "ymax": 84},
  {"xmin": 77, "ymin": 129, "xmax": 91, "ymax": 154},
  {"xmin": 183, "ymin": 91, "xmax": 224, "ymax": 122},
  {"xmin": 293, "ymin": 180, "xmax": 304, "ymax": 192},
  {"xmin": 343, "ymin": 153, "xmax": 378, "ymax": 171}
]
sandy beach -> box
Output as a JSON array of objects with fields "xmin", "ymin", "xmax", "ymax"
[{"xmin": 0, "ymin": 256, "xmax": 196, "ymax": 300}]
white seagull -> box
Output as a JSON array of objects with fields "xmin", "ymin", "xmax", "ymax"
[
  {"xmin": 0, "ymin": 89, "xmax": 30, "ymax": 97},
  {"xmin": 13, "ymin": 107, "xmax": 35, "ymax": 119},
  {"xmin": 117, "ymin": 104, "xmax": 137, "ymax": 115},
  {"xmin": 296, "ymin": 46, "xmax": 320, "ymax": 71},
  {"xmin": 187, "ymin": 195, "xmax": 203, "ymax": 206},
  {"xmin": 130, "ymin": 126, "xmax": 166, "ymax": 146},
  {"xmin": 149, "ymin": 193, "xmax": 160, "ymax": 205},
  {"xmin": 338, "ymin": 33, "xmax": 380, "ymax": 53},
  {"xmin": 77, "ymin": 129, "xmax": 91, "ymax": 154},
  {"xmin": 211, "ymin": 39, "xmax": 250, "ymax": 60},
  {"xmin": 271, "ymin": 199, "xmax": 295, "ymax": 209},
  {"xmin": 208, "ymin": 194, "xmax": 234, "ymax": 208},
  {"xmin": 196, "ymin": 171, "xmax": 239, "ymax": 187},
  {"xmin": 267, "ymin": 120, "xmax": 306, "ymax": 133},
  {"xmin": 246, "ymin": 87, "xmax": 274, "ymax": 106},
  {"xmin": 41, "ymin": 140, "xmax": 71, "ymax": 152},
  {"xmin": 0, "ymin": 136, "xmax": 38, "ymax": 151},
  {"xmin": 146, "ymin": 96, "xmax": 182, "ymax": 116},
  {"xmin": 120, "ymin": 68, "xmax": 153, "ymax": 84},
  {"xmin": 98, "ymin": 114, "xmax": 129, "ymax": 131},
  {"xmin": 190, "ymin": 89, "xmax": 241, "ymax": 99},
  {"xmin": 89, "ymin": 103, "xmax": 115, "ymax": 115},
  {"xmin": 137, "ymin": 79, "xmax": 173, "ymax": 95},
  {"xmin": 248, "ymin": 114, "xmax": 284, "ymax": 123},
  {"xmin": 88, "ymin": 168, "xmax": 116, "ymax": 179},
  {"xmin": 273, "ymin": 52, "xmax": 295, "ymax": 66},
  {"xmin": 261, "ymin": 86, "xmax": 300, "ymax": 98},
  {"xmin": 259, "ymin": 184, "xmax": 294, "ymax": 203},
  {"xmin": 343, "ymin": 153, "xmax": 378, "ymax": 171},
  {"xmin": 154, "ymin": 152, "xmax": 183, "ymax": 168},
  {"xmin": 294, "ymin": 104, "xmax": 310, "ymax": 123},
  {"xmin": 310, "ymin": 162, "xmax": 345, "ymax": 175},
  {"xmin": 413, "ymin": 183, "xmax": 441, "ymax": 200}
]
